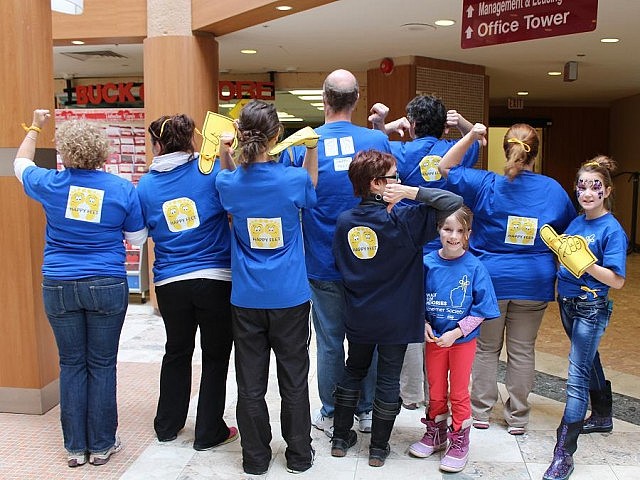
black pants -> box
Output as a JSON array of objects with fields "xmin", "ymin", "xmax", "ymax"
[
  {"xmin": 232, "ymin": 302, "xmax": 313, "ymax": 472},
  {"xmin": 154, "ymin": 278, "xmax": 233, "ymax": 447}
]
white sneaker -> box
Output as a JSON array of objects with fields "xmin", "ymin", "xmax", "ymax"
[
  {"xmin": 311, "ymin": 409, "xmax": 334, "ymax": 438},
  {"xmin": 89, "ymin": 436, "xmax": 122, "ymax": 466},
  {"xmin": 356, "ymin": 411, "xmax": 372, "ymax": 433}
]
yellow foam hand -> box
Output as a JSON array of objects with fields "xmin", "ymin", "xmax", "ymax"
[
  {"xmin": 198, "ymin": 112, "xmax": 238, "ymax": 174},
  {"xmin": 540, "ymin": 224, "xmax": 597, "ymax": 278},
  {"xmin": 268, "ymin": 126, "xmax": 319, "ymax": 156}
]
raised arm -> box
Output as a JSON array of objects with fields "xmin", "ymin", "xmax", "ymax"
[
  {"xmin": 445, "ymin": 110, "xmax": 473, "ymax": 136},
  {"xmin": 218, "ymin": 132, "xmax": 236, "ymax": 172},
  {"xmin": 368, "ymin": 102, "xmax": 410, "ymax": 138},
  {"xmin": 301, "ymin": 144, "xmax": 318, "ymax": 187},
  {"xmin": 439, "ymin": 122, "xmax": 487, "ymax": 178},
  {"xmin": 383, "ymin": 184, "xmax": 462, "ymax": 220},
  {"xmin": 14, "ymin": 109, "xmax": 51, "ymax": 182}
]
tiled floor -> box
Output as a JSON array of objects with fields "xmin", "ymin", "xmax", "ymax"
[{"xmin": 2, "ymin": 254, "xmax": 639, "ymax": 480}]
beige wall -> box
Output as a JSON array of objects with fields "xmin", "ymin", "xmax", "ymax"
[{"xmin": 610, "ymin": 94, "xmax": 640, "ymax": 247}]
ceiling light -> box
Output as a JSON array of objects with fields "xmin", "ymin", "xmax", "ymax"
[
  {"xmin": 547, "ymin": 71, "xmax": 562, "ymax": 76},
  {"xmin": 310, "ymin": 103, "xmax": 324, "ymax": 107},
  {"xmin": 51, "ymin": 0, "xmax": 83, "ymax": 15},
  {"xmin": 280, "ymin": 117, "xmax": 303, "ymax": 122},
  {"xmin": 600, "ymin": 38, "xmax": 619, "ymax": 43},
  {"xmin": 289, "ymin": 90, "xmax": 323, "ymax": 95},
  {"xmin": 517, "ymin": 91, "xmax": 529, "ymax": 96},
  {"xmin": 434, "ymin": 19, "xmax": 455, "ymax": 27},
  {"xmin": 298, "ymin": 95, "xmax": 323, "ymax": 101},
  {"xmin": 317, "ymin": 107, "xmax": 324, "ymax": 111},
  {"xmin": 240, "ymin": 49, "xmax": 257, "ymax": 54},
  {"xmin": 277, "ymin": 111, "xmax": 294, "ymax": 118},
  {"xmin": 219, "ymin": 103, "xmax": 236, "ymax": 108},
  {"xmin": 71, "ymin": 40, "xmax": 85, "ymax": 45},
  {"xmin": 276, "ymin": 5, "xmax": 293, "ymax": 11}
]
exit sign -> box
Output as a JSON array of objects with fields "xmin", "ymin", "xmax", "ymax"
[
  {"xmin": 461, "ymin": 0, "xmax": 598, "ymax": 49},
  {"xmin": 508, "ymin": 97, "xmax": 524, "ymax": 110}
]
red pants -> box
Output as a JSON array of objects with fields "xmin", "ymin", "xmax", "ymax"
[{"xmin": 425, "ymin": 339, "xmax": 476, "ymax": 431}]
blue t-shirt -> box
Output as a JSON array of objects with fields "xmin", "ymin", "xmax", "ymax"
[
  {"xmin": 332, "ymin": 200, "xmax": 439, "ymax": 344},
  {"xmin": 281, "ymin": 121, "xmax": 392, "ymax": 281},
  {"xmin": 136, "ymin": 156, "xmax": 231, "ymax": 282},
  {"xmin": 391, "ymin": 136, "xmax": 479, "ymax": 252},
  {"xmin": 21, "ymin": 166, "xmax": 145, "ymax": 279},
  {"xmin": 447, "ymin": 167, "xmax": 576, "ymax": 301},
  {"xmin": 557, "ymin": 212, "xmax": 627, "ymax": 298},
  {"xmin": 216, "ymin": 161, "xmax": 317, "ymax": 309},
  {"xmin": 424, "ymin": 250, "xmax": 500, "ymax": 344}
]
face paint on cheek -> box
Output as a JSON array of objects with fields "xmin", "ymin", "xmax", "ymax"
[{"xmin": 592, "ymin": 179, "xmax": 604, "ymax": 199}]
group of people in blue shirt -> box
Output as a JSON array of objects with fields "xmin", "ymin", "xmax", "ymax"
[{"xmin": 14, "ymin": 66, "xmax": 627, "ymax": 480}]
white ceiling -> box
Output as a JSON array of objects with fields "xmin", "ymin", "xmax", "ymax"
[{"xmin": 53, "ymin": 0, "xmax": 640, "ymax": 123}]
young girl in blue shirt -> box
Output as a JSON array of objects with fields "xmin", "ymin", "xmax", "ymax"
[
  {"xmin": 408, "ymin": 206, "xmax": 499, "ymax": 473},
  {"xmin": 543, "ymin": 156, "xmax": 627, "ymax": 480}
]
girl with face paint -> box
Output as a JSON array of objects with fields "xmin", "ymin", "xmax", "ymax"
[{"xmin": 543, "ymin": 156, "xmax": 628, "ymax": 480}]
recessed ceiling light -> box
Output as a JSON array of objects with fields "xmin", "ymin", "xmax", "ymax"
[
  {"xmin": 241, "ymin": 49, "xmax": 257, "ymax": 54},
  {"xmin": 547, "ymin": 71, "xmax": 562, "ymax": 76},
  {"xmin": 310, "ymin": 103, "xmax": 324, "ymax": 107},
  {"xmin": 280, "ymin": 117, "xmax": 303, "ymax": 122},
  {"xmin": 517, "ymin": 91, "xmax": 529, "ymax": 96},
  {"xmin": 298, "ymin": 95, "xmax": 324, "ymax": 101},
  {"xmin": 289, "ymin": 90, "xmax": 323, "ymax": 95},
  {"xmin": 71, "ymin": 40, "xmax": 85, "ymax": 45},
  {"xmin": 219, "ymin": 103, "xmax": 236, "ymax": 108},
  {"xmin": 600, "ymin": 38, "xmax": 619, "ymax": 43},
  {"xmin": 276, "ymin": 5, "xmax": 293, "ymax": 11},
  {"xmin": 434, "ymin": 19, "xmax": 455, "ymax": 27},
  {"xmin": 316, "ymin": 107, "xmax": 324, "ymax": 111}
]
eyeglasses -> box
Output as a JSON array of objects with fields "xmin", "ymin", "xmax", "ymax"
[{"xmin": 376, "ymin": 171, "xmax": 400, "ymax": 181}]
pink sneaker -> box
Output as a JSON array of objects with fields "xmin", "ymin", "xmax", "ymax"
[{"xmin": 408, "ymin": 413, "xmax": 448, "ymax": 458}]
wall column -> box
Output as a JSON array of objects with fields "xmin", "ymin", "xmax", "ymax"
[
  {"xmin": 0, "ymin": 1, "xmax": 60, "ymax": 414},
  {"xmin": 143, "ymin": 0, "xmax": 219, "ymax": 305}
]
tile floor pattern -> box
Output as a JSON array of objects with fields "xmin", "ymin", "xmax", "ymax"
[{"xmin": 2, "ymin": 254, "xmax": 639, "ymax": 479}]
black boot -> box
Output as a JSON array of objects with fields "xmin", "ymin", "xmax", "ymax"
[
  {"xmin": 582, "ymin": 380, "xmax": 613, "ymax": 434},
  {"xmin": 331, "ymin": 386, "xmax": 360, "ymax": 457},
  {"xmin": 543, "ymin": 420, "xmax": 582, "ymax": 480},
  {"xmin": 369, "ymin": 398, "xmax": 401, "ymax": 467}
]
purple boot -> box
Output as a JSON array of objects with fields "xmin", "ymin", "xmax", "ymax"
[
  {"xmin": 582, "ymin": 380, "xmax": 613, "ymax": 434},
  {"xmin": 543, "ymin": 421, "xmax": 582, "ymax": 480},
  {"xmin": 409, "ymin": 413, "xmax": 448, "ymax": 458},
  {"xmin": 439, "ymin": 418, "xmax": 472, "ymax": 473}
]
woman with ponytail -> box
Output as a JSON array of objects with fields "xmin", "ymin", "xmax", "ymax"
[
  {"xmin": 438, "ymin": 123, "xmax": 576, "ymax": 435},
  {"xmin": 137, "ymin": 114, "xmax": 238, "ymax": 451},
  {"xmin": 216, "ymin": 100, "xmax": 318, "ymax": 475}
]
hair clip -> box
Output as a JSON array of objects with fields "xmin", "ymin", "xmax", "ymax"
[{"xmin": 506, "ymin": 138, "xmax": 531, "ymax": 152}]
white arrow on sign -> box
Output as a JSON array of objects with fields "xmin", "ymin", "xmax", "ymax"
[
  {"xmin": 465, "ymin": 26, "xmax": 473, "ymax": 39},
  {"xmin": 467, "ymin": 5, "xmax": 474, "ymax": 18}
]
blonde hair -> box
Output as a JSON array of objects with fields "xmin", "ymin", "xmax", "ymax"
[
  {"xmin": 56, "ymin": 120, "xmax": 110, "ymax": 170},
  {"xmin": 577, "ymin": 155, "xmax": 617, "ymax": 211},
  {"xmin": 502, "ymin": 124, "xmax": 539, "ymax": 180}
]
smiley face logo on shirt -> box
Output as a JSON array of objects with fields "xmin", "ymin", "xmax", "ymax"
[
  {"xmin": 419, "ymin": 155, "xmax": 442, "ymax": 182},
  {"xmin": 348, "ymin": 226, "xmax": 378, "ymax": 259},
  {"xmin": 163, "ymin": 197, "xmax": 200, "ymax": 232},
  {"xmin": 65, "ymin": 186, "xmax": 104, "ymax": 223},
  {"xmin": 247, "ymin": 218, "xmax": 284, "ymax": 249}
]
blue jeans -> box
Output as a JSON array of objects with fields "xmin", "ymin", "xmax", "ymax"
[
  {"xmin": 558, "ymin": 295, "xmax": 612, "ymax": 424},
  {"xmin": 339, "ymin": 342, "xmax": 407, "ymax": 404},
  {"xmin": 42, "ymin": 276, "xmax": 128, "ymax": 454},
  {"xmin": 309, "ymin": 279, "xmax": 376, "ymax": 416}
]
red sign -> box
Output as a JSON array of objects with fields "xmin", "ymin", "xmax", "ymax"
[
  {"xmin": 75, "ymin": 83, "xmax": 144, "ymax": 105},
  {"xmin": 219, "ymin": 81, "xmax": 275, "ymax": 100},
  {"xmin": 461, "ymin": 0, "xmax": 598, "ymax": 49}
]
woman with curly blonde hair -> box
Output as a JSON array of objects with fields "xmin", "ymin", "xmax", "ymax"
[{"xmin": 13, "ymin": 109, "xmax": 147, "ymax": 468}]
